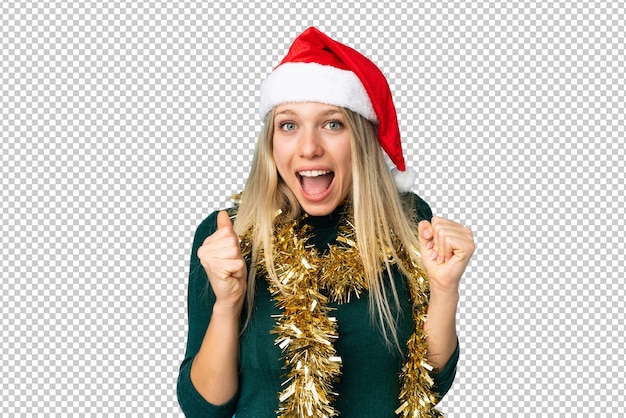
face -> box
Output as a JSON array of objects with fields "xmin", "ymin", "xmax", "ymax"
[{"xmin": 272, "ymin": 102, "xmax": 353, "ymax": 216}]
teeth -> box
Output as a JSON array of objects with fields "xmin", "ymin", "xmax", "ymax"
[{"xmin": 298, "ymin": 170, "xmax": 330, "ymax": 177}]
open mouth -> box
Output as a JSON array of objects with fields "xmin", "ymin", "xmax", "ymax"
[{"xmin": 298, "ymin": 170, "xmax": 335, "ymax": 197}]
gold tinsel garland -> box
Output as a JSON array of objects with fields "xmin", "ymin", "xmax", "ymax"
[{"xmin": 242, "ymin": 213, "xmax": 443, "ymax": 417}]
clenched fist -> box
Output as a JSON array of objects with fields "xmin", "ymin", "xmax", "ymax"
[{"xmin": 418, "ymin": 216, "xmax": 475, "ymax": 294}]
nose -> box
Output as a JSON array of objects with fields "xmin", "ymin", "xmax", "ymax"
[{"xmin": 298, "ymin": 127, "xmax": 323, "ymax": 158}]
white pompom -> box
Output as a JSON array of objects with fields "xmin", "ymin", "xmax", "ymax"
[{"xmin": 391, "ymin": 166, "xmax": 416, "ymax": 192}]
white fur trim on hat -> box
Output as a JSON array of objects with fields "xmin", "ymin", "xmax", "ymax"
[
  {"xmin": 259, "ymin": 62, "xmax": 378, "ymax": 123},
  {"xmin": 391, "ymin": 166, "xmax": 417, "ymax": 192},
  {"xmin": 385, "ymin": 154, "xmax": 416, "ymax": 192}
]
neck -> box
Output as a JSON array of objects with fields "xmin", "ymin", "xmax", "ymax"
[{"xmin": 301, "ymin": 200, "xmax": 349, "ymax": 228}]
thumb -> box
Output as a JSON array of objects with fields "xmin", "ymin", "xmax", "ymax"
[
  {"xmin": 217, "ymin": 210, "xmax": 233, "ymax": 230},
  {"xmin": 417, "ymin": 219, "xmax": 434, "ymax": 249}
]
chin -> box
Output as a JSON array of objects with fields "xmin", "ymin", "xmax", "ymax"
[{"xmin": 298, "ymin": 200, "xmax": 339, "ymax": 216}]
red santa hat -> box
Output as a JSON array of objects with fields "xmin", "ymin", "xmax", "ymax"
[{"xmin": 259, "ymin": 27, "xmax": 416, "ymax": 192}]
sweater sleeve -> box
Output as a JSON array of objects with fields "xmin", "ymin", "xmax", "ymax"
[{"xmin": 176, "ymin": 210, "xmax": 239, "ymax": 418}]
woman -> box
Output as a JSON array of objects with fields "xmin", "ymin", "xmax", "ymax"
[{"xmin": 177, "ymin": 27, "xmax": 475, "ymax": 417}]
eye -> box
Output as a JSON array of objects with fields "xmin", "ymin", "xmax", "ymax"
[
  {"xmin": 325, "ymin": 120, "xmax": 344, "ymax": 130},
  {"xmin": 279, "ymin": 121, "xmax": 297, "ymax": 131}
]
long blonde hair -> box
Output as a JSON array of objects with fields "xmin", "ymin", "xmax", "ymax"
[{"xmin": 234, "ymin": 107, "xmax": 425, "ymax": 348}]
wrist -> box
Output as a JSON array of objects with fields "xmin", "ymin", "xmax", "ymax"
[
  {"xmin": 211, "ymin": 300, "xmax": 244, "ymax": 319},
  {"xmin": 428, "ymin": 283, "xmax": 460, "ymax": 316},
  {"xmin": 429, "ymin": 282, "xmax": 460, "ymax": 300}
]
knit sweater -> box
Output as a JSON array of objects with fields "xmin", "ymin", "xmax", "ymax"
[{"xmin": 177, "ymin": 193, "xmax": 459, "ymax": 417}]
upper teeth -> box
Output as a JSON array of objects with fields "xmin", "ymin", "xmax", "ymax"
[{"xmin": 299, "ymin": 170, "xmax": 330, "ymax": 177}]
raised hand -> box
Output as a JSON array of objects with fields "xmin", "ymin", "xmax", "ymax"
[
  {"xmin": 418, "ymin": 216, "xmax": 475, "ymax": 294},
  {"xmin": 197, "ymin": 210, "xmax": 247, "ymax": 310}
]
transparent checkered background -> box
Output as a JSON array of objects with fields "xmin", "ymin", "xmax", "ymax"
[{"xmin": 2, "ymin": 1, "xmax": 624, "ymax": 416}]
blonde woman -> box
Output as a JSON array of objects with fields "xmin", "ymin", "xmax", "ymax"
[{"xmin": 177, "ymin": 27, "xmax": 475, "ymax": 418}]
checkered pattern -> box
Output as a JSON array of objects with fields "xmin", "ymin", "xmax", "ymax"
[{"xmin": 2, "ymin": 1, "xmax": 624, "ymax": 416}]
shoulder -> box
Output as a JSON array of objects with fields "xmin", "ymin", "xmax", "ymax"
[{"xmin": 400, "ymin": 191, "xmax": 433, "ymax": 223}]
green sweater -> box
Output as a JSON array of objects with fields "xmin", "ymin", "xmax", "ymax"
[{"xmin": 177, "ymin": 193, "xmax": 458, "ymax": 417}]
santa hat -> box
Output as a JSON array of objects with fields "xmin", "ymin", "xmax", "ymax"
[{"xmin": 259, "ymin": 27, "xmax": 416, "ymax": 192}]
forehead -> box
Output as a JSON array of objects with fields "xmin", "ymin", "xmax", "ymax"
[{"xmin": 274, "ymin": 102, "xmax": 343, "ymax": 116}]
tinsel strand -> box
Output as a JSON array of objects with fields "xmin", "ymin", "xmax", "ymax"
[
  {"xmin": 395, "ymin": 246, "xmax": 443, "ymax": 417},
  {"xmin": 267, "ymin": 221, "xmax": 342, "ymax": 418}
]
